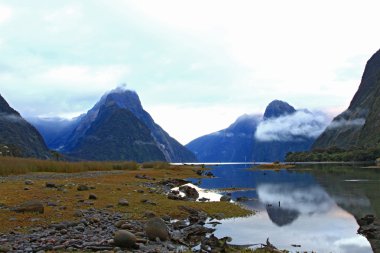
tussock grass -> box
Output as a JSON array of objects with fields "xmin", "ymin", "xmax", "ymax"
[
  {"xmin": 0, "ymin": 165, "xmax": 252, "ymax": 234},
  {"xmin": 0, "ymin": 157, "xmax": 138, "ymax": 176},
  {"xmin": 142, "ymin": 161, "xmax": 171, "ymax": 170}
]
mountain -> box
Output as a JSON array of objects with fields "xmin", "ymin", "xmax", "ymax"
[
  {"xmin": 186, "ymin": 114, "xmax": 260, "ymax": 162},
  {"xmin": 34, "ymin": 88, "xmax": 196, "ymax": 162},
  {"xmin": 0, "ymin": 94, "xmax": 50, "ymax": 158},
  {"xmin": 68, "ymin": 100, "xmax": 166, "ymax": 162},
  {"xmin": 313, "ymin": 49, "xmax": 380, "ymax": 149},
  {"xmin": 264, "ymin": 100, "xmax": 296, "ymax": 119},
  {"xmin": 187, "ymin": 100, "xmax": 325, "ymax": 162}
]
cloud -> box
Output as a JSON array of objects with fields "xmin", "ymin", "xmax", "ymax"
[
  {"xmin": 0, "ymin": 5, "xmax": 12, "ymax": 24},
  {"xmin": 1, "ymin": 1, "xmax": 380, "ymax": 144},
  {"xmin": 327, "ymin": 118, "xmax": 366, "ymax": 129},
  {"xmin": 254, "ymin": 110, "xmax": 329, "ymax": 142},
  {"xmin": 38, "ymin": 65, "xmax": 131, "ymax": 86}
]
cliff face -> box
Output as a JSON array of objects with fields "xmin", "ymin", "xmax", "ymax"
[
  {"xmin": 313, "ymin": 49, "xmax": 380, "ymax": 149},
  {"xmin": 0, "ymin": 94, "xmax": 50, "ymax": 158}
]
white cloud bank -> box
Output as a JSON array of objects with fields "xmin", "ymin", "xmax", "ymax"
[
  {"xmin": 254, "ymin": 110, "xmax": 329, "ymax": 142},
  {"xmin": 0, "ymin": 5, "xmax": 12, "ymax": 24}
]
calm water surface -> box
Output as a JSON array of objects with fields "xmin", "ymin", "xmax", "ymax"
[{"xmin": 189, "ymin": 164, "xmax": 380, "ymax": 253}]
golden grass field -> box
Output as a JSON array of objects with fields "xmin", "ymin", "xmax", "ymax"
[{"xmin": 0, "ymin": 158, "xmax": 252, "ymax": 234}]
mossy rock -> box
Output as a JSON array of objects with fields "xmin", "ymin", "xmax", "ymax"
[{"xmin": 145, "ymin": 217, "xmax": 169, "ymax": 241}]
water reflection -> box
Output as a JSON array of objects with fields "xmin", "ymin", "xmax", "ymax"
[
  {"xmin": 190, "ymin": 165, "xmax": 374, "ymax": 252},
  {"xmin": 256, "ymin": 183, "xmax": 336, "ymax": 226},
  {"xmin": 265, "ymin": 205, "xmax": 300, "ymax": 227}
]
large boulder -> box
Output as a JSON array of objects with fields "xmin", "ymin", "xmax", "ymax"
[
  {"xmin": 145, "ymin": 217, "xmax": 169, "ymax": 241},
  {"xmin": 179, "ymin": 185, "xmax": 199, "ymax": 200},
  {"xmin": 12, "ymin": 200, "xmax": 44, "ymax": 214},
  {"xmin": 114, "ymin": 230, "xmax": 136, "ymax": 248}
]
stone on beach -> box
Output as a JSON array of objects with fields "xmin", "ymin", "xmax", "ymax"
[
  {"xmin": 145, "ymin": 217, "xmax": 169, "ymax": 241},
  {"xmin": 12, "ymin": 200, "xmax": 44, "ymax": 214},
  {"xmin": 114, "ymin": 230, "xmax": 137, "ymax": 248}
]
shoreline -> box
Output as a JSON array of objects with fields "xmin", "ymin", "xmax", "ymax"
[{"xmin": 0, "ymin": 165, "xmax": 280, "ymax": 252}]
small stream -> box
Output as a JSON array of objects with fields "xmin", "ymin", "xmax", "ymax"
[{"xmin": 189, "ymin": 163, "xmax": 380, "ymax": 253}]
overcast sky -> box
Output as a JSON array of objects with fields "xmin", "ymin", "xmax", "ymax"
[{"xmin": 1, "ymin": 0, "xmax": 380, "ymax": 144}]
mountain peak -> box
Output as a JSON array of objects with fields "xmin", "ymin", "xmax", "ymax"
[
  {"xmin": 104, "ymin": 88, "xmax": 142, "ymax": 111},
  {"xmin": 263, "ymin": 100, "xmax": 296, "ymax": 119}
]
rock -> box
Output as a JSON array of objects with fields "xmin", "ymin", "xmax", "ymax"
[
  {"xmin": 236, "ymin": 196, "xmax": 249, "ymax": 202},
  {"xmin": 73, "ymin": 210, "xmax": 83, "ymax": 217},
  {"xmin": 212, "ymin": 213, "xmax": 225, "ymax": 220},
  {"xmin": 0, "ymin": 245, "xmax": 11, "ymax": 252},
  {"xmin": 118, "ymin": 198, "xmax": 129, "ymax": 206},
  {"xmin": 89, "ymin": 193, "xmax": 97, "ymax": 200},
  {"xmin": 141, "ymin": 199, "xmax": 157, "ymax": 205},
  {"xmin": 360, "ymin": 214, "xmax": 375, "ymax": 225},
  {"xmin": 115, "ymin": 220, "xmax": 127, "ymax": 228},
  {"xmin": 205, "ymin": 172, "xmax": 214, "ymax": 177},
  {"xmin": 135, "ymin": 174, "xmax": 154, "ymax": 180},
  {"xmin": 25, "ymin": 180, "xmax": 34, "ymax": 185},
  {"xmin": 161, "ymin": 214, "xmax": 171, "ymax": 222},
  {"xmin": 144, "ymin": 211, "xmax": 157, "ymax": 218},
  {"xmin": 220, "ymin": 195, "xmax": 231, "ymax": 202},
  {"xmin": 12, "ymin": 200, "xmax": 44, "ymax": 214},
  {"xmin": 159, "ymin": 178, "xmax": 188, "ymax": 188},
  {"xmin": 168, "ymin": 193, "xmax": 185, "ymax": 200},
  {"xmin": 114, "ymin": 230, "xmax": 136, "ymax": 248},
  {"xmin": 172, "ymin": 220, "xmax": 188, "ymax": 229},
  {"xmin": 179, "ymin": 185, "xmax": 199, "ymax": 200},
  {"xmin": 77, "ymin": 185, "xmax": 89, "ymax": 191},
  {"xmin": 196, "ymin": 170, "xmax": 203, "ymax": 176},
  {"xmin": 45, "ymin": 182, "xmax": 56, "ymax": 188},
  {"xmin": 24, "ymin": 187, "xmax": 30, "ymax": 191},
  {"xmin": 145, "ymin": 217, "xmax": 169, "ymax": 241},
  {"xmin": 199, "ymin": 197, "xmax": 210, "ymax": 202}
]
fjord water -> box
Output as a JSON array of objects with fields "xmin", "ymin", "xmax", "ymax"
[{"xmin": 189, "ymin": 164, "xmax": 380, "ymax": 253}]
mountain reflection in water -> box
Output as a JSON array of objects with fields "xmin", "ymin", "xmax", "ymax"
[
  {"xmin": 257, "ymin": 183, "xmax": 335, "ymax": 226},
  {"xmin": 190, "ymin": 164, "xmax": 374, "ymax": 253}
]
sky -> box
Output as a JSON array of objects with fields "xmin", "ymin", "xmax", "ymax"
[{"xmin": 1, "ymin": 0, "xmax": 380, "ymax": 144}]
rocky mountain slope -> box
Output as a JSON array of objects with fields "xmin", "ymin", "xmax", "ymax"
[
  {"xmin": 313, "ymin": 49, "xmax": 380, "ymax": 149},
  {"xmin": 32, "ymin": 88, "xmax": 196, "ymax": 162},
  {"xmin": 0, "ymin": 94, "xmax": 50, "ymax": 158},
  {"xmin": 187, "ymin": 100, "xmax": 324, "ymax": 162}
]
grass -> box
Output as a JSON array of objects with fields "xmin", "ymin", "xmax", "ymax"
[
  {"xmin": 0, "ymin": 156, "xmax": 139, "ymax": 176},
  {"xmin": 0, "ymin": 161, "xmax": 252, "ymax": 234},
  {"xmin": 141, "ymin": 161, "xmax": 171, "ymax": 169}
]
